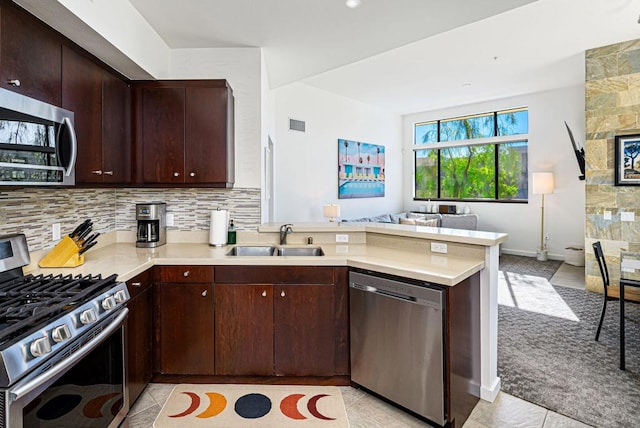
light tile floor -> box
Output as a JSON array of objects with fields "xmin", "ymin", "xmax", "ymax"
[{"xmin": 124, "ymin": 383, "xmax": 592, "ymax": 428}]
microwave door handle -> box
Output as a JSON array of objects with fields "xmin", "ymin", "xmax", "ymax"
[{"xmin": 61, "ymin": 116, "xmax": 77, "ymax": 177}]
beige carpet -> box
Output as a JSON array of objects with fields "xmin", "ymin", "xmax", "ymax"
[
  {"xmin": 549, "ymin": 263, "xmax": 585, "ymax": 289},
  {"xmin": 154, "ymin": 384, "xmax": 349, "ymax": 427}
]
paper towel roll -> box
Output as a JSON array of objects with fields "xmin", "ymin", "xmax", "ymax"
[{"xmin": 209, "ymin": 210, "xmax": 228, "ymax": 246}]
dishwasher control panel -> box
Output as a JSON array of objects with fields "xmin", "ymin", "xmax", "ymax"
[{"xmin": 349, "ymin": 271, "xmax": 443, "ymax": 309}]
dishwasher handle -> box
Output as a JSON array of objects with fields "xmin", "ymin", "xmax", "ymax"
[{"xmin": 350, "ymin": 281, "xmax": 442, "ymax": 310}]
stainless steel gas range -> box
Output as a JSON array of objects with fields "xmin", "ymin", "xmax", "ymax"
[{"xmin": 0, "ymin": 234, "xmax": 129, "ymax": 427}]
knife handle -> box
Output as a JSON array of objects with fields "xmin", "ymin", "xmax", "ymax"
[{"xmin": 79, "ymin": 241, "xmax": 97, "ymax": 255}]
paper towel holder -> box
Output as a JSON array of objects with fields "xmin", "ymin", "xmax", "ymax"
[{"xmin": 209, "ymin": 208, "xmax": 229, "ymax": 247}]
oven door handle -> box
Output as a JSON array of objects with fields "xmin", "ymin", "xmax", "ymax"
[{"xmin": 10, "ymin": 308, "xmax": 128, "ymax": 401}]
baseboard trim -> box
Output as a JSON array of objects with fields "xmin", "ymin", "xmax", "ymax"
[
  {"xmin": 480, "ymin": 377, "xmax": 501, "ymax": 402},
  {"xmin": 500, "ymin": 248, "xmax": 564, "ymax": 261}
]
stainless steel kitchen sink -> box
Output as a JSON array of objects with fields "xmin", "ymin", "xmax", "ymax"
[
  {"xmin": 226, "ymin": 245, "xmax": 324, "ymax": 256},
  {"xmin": 276, "ymin": 246, "xmax": 324, "ymax": 256},
  {"xmin": 226, "ymin": 246, "xmax": 276, "ymax": 256}
]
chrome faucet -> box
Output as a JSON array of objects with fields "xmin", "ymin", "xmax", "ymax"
[{"xmin": 279, "ymin": 224, "xmax": 293, "ymax": 245}]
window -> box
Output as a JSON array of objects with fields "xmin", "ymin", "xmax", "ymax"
[{"xmin": 413, "ymin": 107, "xmax": 528, "ymax": 202}]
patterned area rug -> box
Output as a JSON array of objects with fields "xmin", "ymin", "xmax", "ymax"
[
  {"xmin": 154, "ymin": 384, "xmax": 349, "ymax": 427},
  {"xmin": 498, "ymin": 255, "xmax": 640, "ymax": 427}
]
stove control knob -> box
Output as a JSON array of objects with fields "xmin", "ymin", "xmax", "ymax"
[
  {"xmin": 51, "ymin": 324, "xmax": 72, "ymax": 343},
  {"xmin": 102, "ymin": 296, "xmax": 117, "ymax": 311},
  {"xmin": 80, "ymin": 308, "xmax": 98, "ymax": 325},
  {"xmin": 30, "ymin": 336, "xmax": 52, "ymax": 357},
  {"xmin": 114, "ymin": 290, "xmax": 128, "ymax": 304}
]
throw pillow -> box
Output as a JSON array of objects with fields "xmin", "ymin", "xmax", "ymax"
[
  {"xmin": 415, "ymin": 218, "xmax": 439, "ymax": 227},
  {"xmin": 399, "ymin": 218, "xmax": 417, "ymax": 225}
]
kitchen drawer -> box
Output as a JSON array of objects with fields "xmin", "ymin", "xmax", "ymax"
[
  {"xmin": 215, "ymin": 266, "xmax": 335, "ymax": 285},
  {"xmin": 126, "ymin": 269, "xmax": 152, "ymax": 299},
  {"xmin": 157, "ymin": 265, "xmax": 213, "ymax": 283}
]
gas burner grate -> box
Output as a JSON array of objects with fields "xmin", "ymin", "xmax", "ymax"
[{"xmin": 0, "ymin": 273, "xmax": 118, "ymax": 346}]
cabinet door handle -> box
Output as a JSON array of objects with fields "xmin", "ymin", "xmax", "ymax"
[
  {"xmin": 280, "ymin": 290, "xmax": 285, "ymax": 297},
  {"xmin": 262, "ymin": 290, "xmax": 267, "ymax": 297},
  {"xmin": 7, "ymin": 79, "xmax": 20, "ymax": 87},
  {"xmin": 189, "ymin": 172, "xmax": 195, "ymax": 177},
  {"xmin": 104, "ymin": 170, "xmax": 113, "ymax": 175},
  {"xmin": 202, "ymin": 290, "xmax": 208, "ymax": 297},
  {"xmin": 183, "ymin": 271, "xmax": 190, "ymax": 277},
  {"xmin": 131, "ymin": 282, "xmax": 142, "ymax": 288},
  {"xmin": 173, "ymin": 172, "xmax": 180, "ymax": 177},
  {"xmin": 92, "ymin": 170, "xmax": 103, "ymax": 175}
]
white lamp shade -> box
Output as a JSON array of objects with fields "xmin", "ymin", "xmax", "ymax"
[
  {"xmin": 532, "ymin": 172, "xmax": 554, "ymax": 195},
  {"xmin": 323, "ymin": 204, "xmax": 341, "ymax": 219}
]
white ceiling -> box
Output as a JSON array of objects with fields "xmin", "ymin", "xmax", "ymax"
[
  {"xmin": 15, "ymin": 0, "xmax": 640, "ymax": 115},
  {"xmin": 128, "ymin": 0, "xmax": 536, "ymax": 90},
  {"xmin": 127, "ymin": 0, "xmax": 640, "ymax": 114}
]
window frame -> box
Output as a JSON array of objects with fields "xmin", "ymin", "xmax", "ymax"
[{"xmin": 413, "ymin": 108, "xmax": 529, "ymax": 203}]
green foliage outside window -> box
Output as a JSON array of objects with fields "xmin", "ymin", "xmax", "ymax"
[
  {"xmin": 498, "ymin": 142, "xmax": 528, "ymax": 200},
  {"xmin": 414, "ymin": 108, "xmax": 528, "ymax": 201},
  {"xmin": 440, "ymin": 113, "xmax": 494, "ymax": 142},
  {"xmin": 440, "ymin": 145, "xmax": 495, "ymax": 199},
  {"xmin": 415, "ymin": 149, "xmax": 437, "ymax": 199}
]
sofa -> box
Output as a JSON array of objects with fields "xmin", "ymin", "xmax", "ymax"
[{"xmin": 342, "ymin": 212, "xmax": 479, "ymax": 230}]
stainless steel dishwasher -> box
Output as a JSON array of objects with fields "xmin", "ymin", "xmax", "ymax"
[{"xmin": 350, "ymin": 270, "xmax": 445, "ymax": 425}]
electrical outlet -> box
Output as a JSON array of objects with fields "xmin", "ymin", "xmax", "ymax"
[
  {"xmin": 431, "ymin": 242, "xmax": 447, "ymax": 254},
  {"xmin": 621, "ymin": 211, "xmax": 635, "ymax": 222},
  {"xmin": 604, "ymin": 211, "xmax": 612, "ymax": 220},
  {"xmin": 166, "ymin": 213, "xmax": 175, "ymax": 227},
  {"xmin": 336, "ymin": 234, "xmax": 349, "ymax": 243},
  {"xmin": 52, "ymin": 223, "xmax": 61, "ymax": 241}
]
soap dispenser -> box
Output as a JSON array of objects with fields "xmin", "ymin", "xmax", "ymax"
[{"xmin": 227, "ymin": 219, "xmax": 237, "ymax": 245}]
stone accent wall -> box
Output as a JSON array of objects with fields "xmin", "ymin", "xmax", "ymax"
[
  {"xmin": 0, "ymin": 187, "xmax": 261, "ymax": 251},
  {"xmin": 585, "ymin": 39, "xmax": 640, "ymax": 299}
]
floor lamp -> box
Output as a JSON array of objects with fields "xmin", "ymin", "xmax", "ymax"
[{"xmin": 532, "ymin": 172, "xmax": 554, "ymax": 261}]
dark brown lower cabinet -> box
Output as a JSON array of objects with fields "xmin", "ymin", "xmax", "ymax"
[
  {"xmin": 274, "ymin": 284, "xmax": 335, "ymax": 376},
  {"xmin": 125, "ymin": 270, "xmax": 153, "ymax": 407},
  {"xmin": 214, "ymin": 266, "xmax": 348, "ymax": 377},
  {"xmin": 155, "ymin": 282, "xmax": 215, "ymax": 375},
  {"xmin": 214, "ymin": 284, "xmax": 274, "ymax": 375}
]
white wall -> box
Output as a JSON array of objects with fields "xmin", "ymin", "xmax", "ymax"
[
  {"xmin": 403, "ymin": 85, "xmax": 586, "ymax": 259},
  {"xmin": 261, "ymin": 52, "xmax": 277, "ymax": 223},
  {"xmin": 16, "ymin": 0, "xmax": 170, "ymax": 78},
  {"xmin": 272, "ymin": 83, "xmax": 403, "ymax": 223},
  {"xmin": 168, "ymin": 48, "xmax": 262, "ymax": 189}
]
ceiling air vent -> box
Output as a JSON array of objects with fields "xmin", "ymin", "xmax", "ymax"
[{"xmin": 289, "ymin": 118, "xmax": 306, "ymax": 132}]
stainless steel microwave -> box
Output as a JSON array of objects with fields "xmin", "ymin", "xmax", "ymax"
[{"xmin": 0, "ymin": 88, "xmax": 77, "ymax": 186}]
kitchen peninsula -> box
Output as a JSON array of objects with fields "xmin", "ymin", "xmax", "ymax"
[
  {"xmin": 28, "ymin": 222, "xmax": 507, "ymax": 423},
  {"xmin": 31, "ymin": 222, "xmax": 505, "ymax": 394}
]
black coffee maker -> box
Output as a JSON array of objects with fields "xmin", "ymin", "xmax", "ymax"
[{"xmin": 136, "ymin": 202, "xmax": 166, "ymax": 248}]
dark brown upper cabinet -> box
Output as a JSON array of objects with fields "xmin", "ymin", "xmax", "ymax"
[
  {"xmin": 133, "ymin": 80, "xmax": 234, "ymax": 187},
  {"xmin": 100, "ymin": 71, "xmax": 132, "ymax": 184},
  {"xmin": 62, "ymin": 46, "xmax": 102, "ymax": 182},
  {"xmin": 0, "ymin": 1, "xmax": 62, "ymax": 106},
  {"xmin": 62, "ymin": 46, "xmax": 131, "ymax": 184}
]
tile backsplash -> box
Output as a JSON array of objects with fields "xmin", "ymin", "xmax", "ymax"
[
  {"xmin": 115, "ymin": 188, "xmax": 260, "ymax": 232},
  {"xmin": 1, "ymin": 187, "xmax": 260, "ymax": 251}
]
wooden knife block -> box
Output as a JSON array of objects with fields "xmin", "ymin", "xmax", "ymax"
[{"xmin": 39, "ymin": 236, "xmax": 85, "ymax": 268}]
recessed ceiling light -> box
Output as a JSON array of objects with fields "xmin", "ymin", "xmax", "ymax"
[{"xmin": 346, "ymin": 0, "xmax": 362, "ymax": 9}]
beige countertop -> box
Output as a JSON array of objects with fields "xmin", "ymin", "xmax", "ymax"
[
  {"xmin": 27, "ymin": 242, "xmax": 485, "ymax": 287},
  {"xmin": 259, "ymin": 222, "xmax": 508, "ymax": 247}
]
